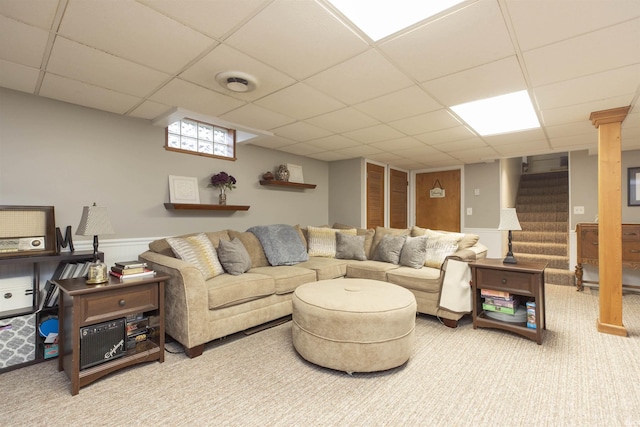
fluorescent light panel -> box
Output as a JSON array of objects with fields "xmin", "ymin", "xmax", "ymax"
[
  {"xmin": 451, "ymin": 90, "xmax": 541, "ymax": 136},
  {"xmin": 327, "ymin": 0, "xmax": 465, "ymax": 41}
]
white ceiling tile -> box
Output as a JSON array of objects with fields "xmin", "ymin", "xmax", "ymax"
[
  {"xmin": 354, "ymin": 86, "xmax": 441, "ymax": 122},
  {"xmin": 337, "ymin": 144, "xmax": 384, "ymax": 157},
  {"xmin": 225, "ymin": 0, "xmax": 368, "ymax": 80},
  {"xmin": 423, "ymin": 56, "xmax": 527, "ymax": 106},
  {"xmin": 304, "ymin": 49, "xmax": 414, "ymax": 104},
  {"xmin": 0, "ymin": 15, "xmax": 49, "ymax": 68},
  {"xmin": 0, "ymin": 60, "xmax": 39, "ymax": 93},
  {"xmin": 415, "ymin": 126, "xmax": 476, "ymax": 145},
  {"xmin": 255, "ymin": 83, "xmax": 344, "ymax": 120},
  {"xmin": 549, "ymin": 134, "xmax": 598, "ymax": 150},
  {"xmin": 448, "ymin": 147, "xmax": 499, "ymax": 162},
  {"xmin": 219, "ymin": 103, "xmax": 295, "ymax": 131},
  {"xmin": 279, "ymin": 142, "xmax": 327, "ymax": 156},
  {"xmin": 506, "ymin": 0, "xmax": 640, "ymax": 51},
  {"xmin": 393, "ymin": 145, "xmax": 444, "ymax": 158},
  {"xmin": 150, "ymin": 79, "xmax": 244, "ymax": 117},
  {"xmin": 493, "ymin": 140, "xmax": 554, "ymax": 156},
  {"xmin": 59, "ymin": 0, "xmax": 215, "ymax": 74},
  {"xmin": 307, "ymin": 151, "xmax": 352, "ymax": 162},
  {"xmin": 369, "ymin": 136, "xmax": 426, "ymax": 151},
  {"xmin": 128, "ymin": 100, "xmax": 172, "ymax": 120},
  {"xmin": 305, "ymin": 107, "xmax": 379, "ymax": 133},
  {"xmin": 248, "ymin": 135, "xmax": 296, "ymax": 150},
  {"xmin": 306, "ymin": 135, "xmax": 361, "ymax": 151},
  {"xmin": 524, "ymin": 19, "xmax": 640, "ymax": 87},
  {"xmin": 137, "ymin": 0, "xmax": 269, "ymax": 39},
  {"xmin": 0, "ymin": 0, "xmax": 58, "ymax": 29},
  {"xmin": 343, "ymin": 124, "xmax": 404, "ymax": 143},
  {"xmin": 432, "ymin": 138, "xmax": 487, "ymax": 153},
  {"xmin": 380, "ymin": 0, "xmax": 514, "ymax": 81},
  {"xmin": 390, "ymin": 109, "xmax": 461, "ymax": 135},
  {"xmin": 534, "ymin": 65, "xmax": 639, "ymax": 110},
  {"xmin": 366, "ymin": 152, "xmax": 404, "ymax": 163},
  {"xmin": 540, "ymin": 95, "xmax": 634, "ymax": 127},
  {"xmin": 179, "ymin": 44, "xmax": 296, "ymax": 101},
  {"xmin": 272, "ymin": 121, "xmax": 333, "ymax": 142},
  {"xmin": 39, "ymin": 74, "xmax": 141, "ymax": 114},
  {"xmin": 545, "ymin": 122, "xmax": 598, "ymax": 140},
  {"xmin": 47, "ymin": 37, "xmax": 170, "ymax": 97}
]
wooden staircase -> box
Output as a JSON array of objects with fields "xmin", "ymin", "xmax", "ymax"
[{"xmin": 512, "ymin": 171, "xmax": 574, "ymax": 286}]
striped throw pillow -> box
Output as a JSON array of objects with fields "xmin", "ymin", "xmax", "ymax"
[
  {"xmin": 307, "ymin": 226, "xmax": 357, "ymax": 257},
  {"xmin": 167, "ymin": 233, "xmax": 224, "ymax": 280}
]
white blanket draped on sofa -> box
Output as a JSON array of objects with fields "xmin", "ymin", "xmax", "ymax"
[{"xmin": 438, "ymin": 258, "xmax": 472, "ymax": 313}]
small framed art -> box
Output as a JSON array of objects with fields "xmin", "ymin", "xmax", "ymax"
[
  {"xmin": 168, "ymin": 175, "xmax": 200, "ymax": 204},
  {"xmin": 287, "ymin": 164, "xmax": 304, "ymax": 183},
  {"xmin": 629, "ymin": 167, "xmax": 640, "ymax": 206}
]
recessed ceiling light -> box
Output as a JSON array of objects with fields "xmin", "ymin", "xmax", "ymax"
[
  {"xmin": 215, "ymin": 71, "xmax": 258, "ymax": 93},
  {"xmin": 326, "ymin": 0, "xmax": 465, "ymax": 41},
  {"xmin": 451, "ymin": 90, "xmax": 541, "ymax": 136}
]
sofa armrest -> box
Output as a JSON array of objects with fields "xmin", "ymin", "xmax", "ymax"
[{"xmin": 138, "ymin": 250, "xmax": 208, "ymax": 350}]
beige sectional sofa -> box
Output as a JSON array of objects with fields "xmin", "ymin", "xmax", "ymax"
[{"xmin": 139, "ymin": 224, "xmax": 487, "ymax": 358}]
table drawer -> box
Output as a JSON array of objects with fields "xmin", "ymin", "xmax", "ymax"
[
  {"xmin": 622, "ymin": 226, "xmax": 640, "ymax": 242},
  {"xmin": 623, "ymin": 241, "xmax": 640, "ymax": 262},
  {"xmin": 477, "ymin": 268, "xmax": 533, "ymax": 295},
  {"xmin": 80, "ymin": 284, "xmax": 158, "ymax": 325}
]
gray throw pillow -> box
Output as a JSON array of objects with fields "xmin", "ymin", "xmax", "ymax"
[
  {"xmin": 217, "ymin": 238, "xmax": 252, "ymax": 275},
  {"xmin": 373, "ymin": 234, "xmax": 407, "ymax": 265},
  {"xmin": 400, "ymin": 236, "xmax": 428, "ymax": 269},
  {"xmin": 335, "ymin": 233, "xmax": 367, "ymax": 261}
]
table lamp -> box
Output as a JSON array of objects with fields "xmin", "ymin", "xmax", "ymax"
[
  {"xmin": 498, "ymin": 207, "xmax": 522, "ymax": 264},
  {"xmin": 76, "ymin": 203, "xmax": 114, "ymax": 284}
]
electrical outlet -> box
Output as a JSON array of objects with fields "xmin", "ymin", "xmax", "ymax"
[
  {"xmin": 474, "ymin": 189, "xmax": 480, "ymax": 196},
  {"xmin": 573, "ymin": 206, "xmax": 585, "ymax": 215},
  {"xmin": 466, "ymin": 208, "xmax": 473, "ymax": 215}
]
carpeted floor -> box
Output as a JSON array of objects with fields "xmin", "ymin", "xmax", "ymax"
[{"xmin": 1, "ymin": 285, "xmax": 638, "ymax": 426}]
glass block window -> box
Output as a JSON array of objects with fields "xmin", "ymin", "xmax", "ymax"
[{"xmin": 165, "ymin": 118, "xmax": 236, "ymax": 161}]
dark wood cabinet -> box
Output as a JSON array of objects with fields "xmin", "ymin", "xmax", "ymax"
[
  {"xmin": 470, "ymin": 259, "xmax": 547, "ymax": 344},
  {"xmin": 55, "ymin": 274, "xmax": 167, "ymax": 395},
  {"xmin": 575, "ymin": 223, "xmax": 640, "ymax": 291}
]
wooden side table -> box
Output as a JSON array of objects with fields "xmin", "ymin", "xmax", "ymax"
[
  {"xmin": 55, "ymin": 274, "xmax": 168, "ymax": 395},
  {"xmin": 470, "ymin": 259, "xmax": 547, "ymax": 344}
]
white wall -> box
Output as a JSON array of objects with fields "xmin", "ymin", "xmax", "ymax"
[{"xmin": 0, "ymin": 88, "xmax": 330, "ymax": 267}]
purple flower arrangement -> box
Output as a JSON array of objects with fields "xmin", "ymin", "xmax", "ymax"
[{"xmin": 210, "ymin": 171, "xmax": 237, "ymax": 191}]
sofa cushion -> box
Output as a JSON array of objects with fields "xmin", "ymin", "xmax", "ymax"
[
  {"xmin": 411, "ymin": 226, "xmax": 479, "ymax": 250},
  {"xmin": 217, "ymin": 238, "xmax": 252, "ymax": 275},
  {"xmin": 424, "ymin": 234, "xmax": 460, "ymax": 269},
  {"xmin": 166, "ymin": 233, "xmax": 225, "ymax": 280},
  {"xmin": 373, "ymin": 234, "xmax": 406, "ymax": 264},
  {"xmin": 399, "ymin": 236, "xmax": 428, "ymax": 269},
  {"xmin": 296, "ymin": 257, "xmax": 348, "ymax": 280},
  {"xmin": 149, "ymin": 230, "xmax": 230, "ymax": 257},
  {"xmin": 306, "ymin": 225, "xmax": 357, "ymax": 257},
  {"xmin": 247, "ymin": 224, "xmax": 308, "ymax": 266},
  {"xmin": 370, "ymin": 226, "xmax": 410, "ymax": 259},
  {"xmin": 206, "ymin": 273, "xmax": 275, "ymax": 309},
  {"xmin": 228, "ymin": 230, "xmax": 270, "ymax": 268},
  {"xmin": 386, "ymin": 266, "xmax": 443, "ymax": 293},
  {"xmin": 346, "ymin": 260, "xmax": 401, "ymax": 281},
  {"xmin": 335, "ymin": 233, "xmax": 367, "ymax": 261},
  {"xmin": 250, "ymin": 266, "xmax": 316, "ymax": 294}
]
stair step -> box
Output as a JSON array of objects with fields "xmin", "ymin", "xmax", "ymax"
[
  {"xmin": 516, "ymin": 202, "xmax": 569, "ymax": 214},
  {"xmin": 544, "ymin": 268, "xmax": 575, "ymax": 287},
  {"xmin": 515, "ymin": 222, "xmax": 569, "ymax": 233},
  {"xmin": 514, "ymin": 231, "xmax": 569, "ymax": 244},
  {"xmin": 515, "ymin": 253, "xmax": 569, "ymax": 270},
  {"xmin": 518, "ymin": 212, "xmax": 569, "ymax": 223},
  {"xmin": 512, "ymin": 242, "xmax": 567, "ymax": 256},
  {"xmin": 517, "ymin": 194, "xmax": 569, "ymax": 205}
]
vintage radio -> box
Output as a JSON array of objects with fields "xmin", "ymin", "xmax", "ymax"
[
  {"xmin": 80, "ymin": 318, "xmax": 127, "ymax": 370},
  {"xmin": 0, "ymin": 206, "xmax": 57, "ymax": 258}
]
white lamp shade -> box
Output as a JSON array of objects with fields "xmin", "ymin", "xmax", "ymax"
[
  {"xmin": 76, "ymin": 204, "xmax": 114, "ymax": 236},
  {"xmin": 498, "ymin": 208, "xmax": 522, "ymax": 231}
]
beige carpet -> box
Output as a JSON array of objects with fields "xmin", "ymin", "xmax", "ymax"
[{"xmin": 1, "ymin": 285, "xmax": 639, "ymax": 426}]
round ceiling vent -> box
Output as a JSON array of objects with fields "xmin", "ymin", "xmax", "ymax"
[{"xmin": 215, "ymin": 71, "xmax": 258, "ymax": 93}]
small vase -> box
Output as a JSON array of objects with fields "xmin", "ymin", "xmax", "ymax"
[
  {"xmin": 218, "ymin": 187, "xmax": 227, "ymax": 205},
  {"xmin": 276, "ymin": 165, "xmax": 290, "ymax": 182}
]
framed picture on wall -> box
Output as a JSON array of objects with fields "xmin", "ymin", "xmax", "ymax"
[
  {"xmin": 168, "ymin": 175, "xmax": 200, "ymax": 204},
  {"xmin": 629, "ymin": 167, "xmax": 640, "ymax": 206}
]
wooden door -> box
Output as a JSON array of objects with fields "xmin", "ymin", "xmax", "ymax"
[
  {"xmin": 389, "ymin": 168, "xmax": 408, "ymax": 229},
  {"xmin": 366, "ymin": 163, "xmax": 385, "ymax": 229},
  {"xmin": 415, "ymin": 169, "xmax": 460, "ymax": 231}
]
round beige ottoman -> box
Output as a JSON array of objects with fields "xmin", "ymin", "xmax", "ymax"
[{"xmin": 292, "ymin": 278, "xmax": 417, "ymax": 373}]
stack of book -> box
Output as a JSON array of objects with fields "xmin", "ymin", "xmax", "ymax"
[
  {"xmin": 109, "ymin": 260, "xmax": 155, "ymax": 281},
  {"xmin": 481, "ymin": 289, "xmax": 520, "ymax": 315},
  {"xmin": 125, "ymin": 313, "xmax": 149, "ymax": 350}
]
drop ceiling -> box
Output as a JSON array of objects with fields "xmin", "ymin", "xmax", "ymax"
[{"xmin": 1, "ymin": 0, "xmax": 638, "ymax": 170}]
